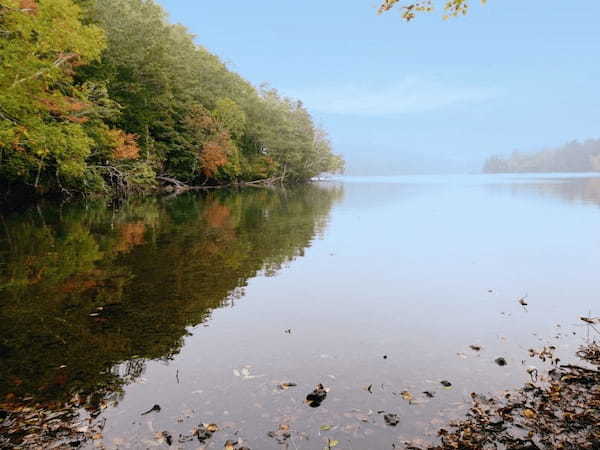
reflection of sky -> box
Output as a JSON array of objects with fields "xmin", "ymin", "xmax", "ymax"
[{"xmin": 97, "ymin": 175, "xmax": 600, "ymax": 448}]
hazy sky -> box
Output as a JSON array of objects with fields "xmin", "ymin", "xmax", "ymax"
[{"xmin": 158, "ymin": 0, "xmax": 600, "ymax": 174}]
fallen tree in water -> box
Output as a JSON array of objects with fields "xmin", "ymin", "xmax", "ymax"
[
  {"xmin": 157, "ymin": 175, "xmax": 285, "ymax": 194},
  {"xmin": 412, "ymin": 342, "xmax": 600, "ymax": 450}
]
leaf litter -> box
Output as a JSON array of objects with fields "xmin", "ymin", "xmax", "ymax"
[{"xmin": 408, "ymin": 342, "xmax": 600, "ymax": 449}]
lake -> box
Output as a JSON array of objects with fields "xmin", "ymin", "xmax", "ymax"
[{"xmin": 1, "ymin": 174, "xmax": 599, "ymax": 449}]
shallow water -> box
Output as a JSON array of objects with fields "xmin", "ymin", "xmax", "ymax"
[{"xmin": 1, "ymin": 175, "xmax": 599, "ymax": 449}]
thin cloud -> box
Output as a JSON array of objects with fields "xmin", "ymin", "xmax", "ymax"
[{"xmin": 286, "ymin": 76, "xmax": 500, "ymax": 116}]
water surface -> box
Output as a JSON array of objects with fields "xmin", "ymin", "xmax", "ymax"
[{"xmin": 1, "ymin": 175, "xmax": 599, "ymax": 449}]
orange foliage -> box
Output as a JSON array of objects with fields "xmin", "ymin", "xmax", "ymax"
[
  {"xmin": 19, "ymin": 0, "xmax": 37, "ymax": 13},
  {"xmin": 59, "ymin": 279, "xmax": 98, "ymax": 294},
  {"xmin": 200, "ymin": 131, "xmax": 231, "ymax": 177},
  {"xmin": 205, "ymin": 203, "xmax": 231, "ymax": 229},
  {"xmin": 184, "ymin": 105, "xmax": 233, "ymax": 178},
  {"xmin": 108, "ymin": 129, "xmax": 140, "ymax": 160},
  {"xmin": 65, "ymin": 115, "xmax": 89, "ymax": 124},
  {"xmin": 39, "ymin": 97, "xmax": 90, "ymax": 118},
  {"xmin": 115, "ymin": 222, "xmax": 146, "ymax": 253}
]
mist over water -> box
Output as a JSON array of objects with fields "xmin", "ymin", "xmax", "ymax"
[{"xmin": 1, "ymin": 175, "xmax": 599, "ymax": 448}]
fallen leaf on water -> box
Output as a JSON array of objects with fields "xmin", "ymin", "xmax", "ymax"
[
  {"xmin": 320, "ymin": 425, "xmax": 332, "ymax": 431},
  {"xmin": 224, "ymin": 439, "xmax": 237, "ymax": 449},
  {"xmin": 326, "ymin": 439, "xmax": 339, "ymax": 448},
  {"xmin": 141, "ymin": 404, "xmax": 161, "ymax": 416},
  {"xmin": 195, "ymin": 424, "xmax": 219, "ymax": 442},
  {"xmin": 384, "ymin": 413, "xmax": 400, "ymax": 426},
  {"xmin": 423, "ymin": 391, "xmax": 436, "ymax": 398},
  {"xmin": 306, "ymin": 384, "xmax": 328, "ymax": 408},
  {"xmin": 400, "ymin": 391, "xmax": 414, "ymax": 402},
  {"xmin": 495, "ymin": 357, "xmax": 508, "ymax": 367},
  {"xmin": 469, "ymin": 345, "xmax": 482, "ymax": 352},
  {"xmin": 440, "ymin": 380, "xmax": 452, "ymax": 389},
  {"xmin": 205, "ymin": 424, "xmax": 219, "ymax": 433},
  {"xmin": 154, "ymin": 431, "xmax": 172, "ymax": 446},
  {"xmin": 278, "ymin": 382, "xmax": 297, "ymax": 390}
]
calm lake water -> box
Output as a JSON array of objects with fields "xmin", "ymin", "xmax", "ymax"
[{"xmin": 1, "ymin": 174, "xmax": 600, "ymax": 449}]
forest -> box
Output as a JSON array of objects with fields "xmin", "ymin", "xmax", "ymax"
[
  {"xmin": 0, "ymin": 0, "xmax": 344, "ymax": 198},
  {"xmin": 483, "ymin": 139, "xmax": 600, "ymax": 173}
]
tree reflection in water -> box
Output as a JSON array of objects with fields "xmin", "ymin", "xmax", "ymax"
[{"xmin": 0, "ymin": 184, "xmax": 342, "ymax": 448}]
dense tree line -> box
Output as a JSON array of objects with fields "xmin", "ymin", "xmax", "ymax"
[
  {"xmin": 0, "ymin": 0, "xmax": 343, "ymax": 197},
  {"xmin": 483, "ymin": 139, "xmax": 600, "ymax": 173}
]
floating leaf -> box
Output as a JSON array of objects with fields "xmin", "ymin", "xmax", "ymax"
[
  {"xmin": 320, "ymin": 425, "xmax": 332, "ymax": 431},
  {"xmin": 495, "ymin": 357, "xmax": 508, "ymax": 367},
  {"xmin": 400, "ymin": 391, "xmax": 413, "ymax": 402},
  {"xmin": 205, "ymin": 424, "xmax": 219, "ymax": 433},
  {"xmin": 384, "ymin": 413, "xmax": 400, "ymax": 426},
  {"xmin": 306, "ymin": 384, "xmax": 328, "ymax": 408}
]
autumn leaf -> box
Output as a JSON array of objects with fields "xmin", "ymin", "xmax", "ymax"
[
  {"xmin": 400, "ymin": 391, "xmax": 414, "ymax": 402},
  {"xmin": 522, "ymin": 409, "xmax": 536, "ymax": 419}
]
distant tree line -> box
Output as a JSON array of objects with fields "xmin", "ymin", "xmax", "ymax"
[
  {"xmin": 483, "ymin": 139, "xmax": 600, "ymax": 174},
  {"xmin": 0, "ymin": 0, "xmax": 344, "ymax": 198}
]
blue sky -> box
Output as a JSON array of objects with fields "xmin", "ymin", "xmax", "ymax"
[{"xmin": 158, "ymin": 0, "xmax": 600, "ymax": 174}]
